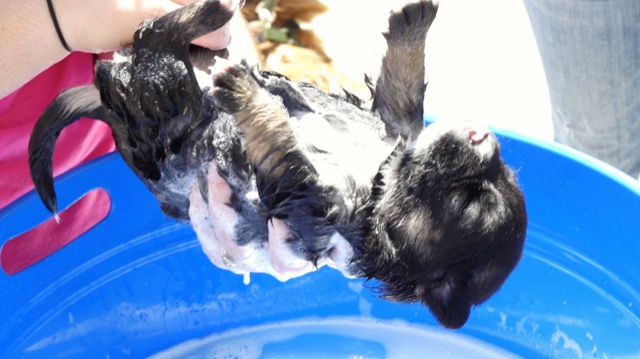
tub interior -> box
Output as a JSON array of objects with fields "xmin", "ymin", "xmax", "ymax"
[{"xmin": 1, "ymin": 124, "xmax": 639, "ymax": 358}]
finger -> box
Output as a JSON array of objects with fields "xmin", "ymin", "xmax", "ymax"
[
  {"xmin": 160, "ymin": 0, "xmax": 233, "ymax": 50},
  {"xmin": 192, "ymin": 21, "xmax": 233, "ymax": 50},
  {"xmin": 188, "ymin": 183, "xmax": 229, "ymax": 270},
  {"xmin": 323, "ymin": 233, "xmax": 356, "ymax": 278},
  {"xmin": 204, "ymin": 161, "xmax": 253, "ymax": 266},
  {"xmin": 170, "ymin": 0, "xmax": 241, "ymax": 50}
]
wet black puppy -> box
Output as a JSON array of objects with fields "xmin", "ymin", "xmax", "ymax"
[{"xmin": 29, "ymin": 0, "xmax": 527, "ymax": 329}]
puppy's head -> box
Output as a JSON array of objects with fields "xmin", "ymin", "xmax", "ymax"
[{"xmin": 363, "ymin": 120, "xmax": 527, "ymax": 329}]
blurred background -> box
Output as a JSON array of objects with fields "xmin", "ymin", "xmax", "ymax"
[{"xmin": 240, "ymin": 0, "xmax": 553, "ymax": 141}]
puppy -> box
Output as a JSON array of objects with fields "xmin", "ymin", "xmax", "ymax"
[{"xmin": 29, "ymin": 0, "xmax": 527, "ymax": 329}]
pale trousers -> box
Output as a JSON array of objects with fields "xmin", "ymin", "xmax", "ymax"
[{"xmin": 523, "ymin": 0, "xmax": 640, "ymax": 178}]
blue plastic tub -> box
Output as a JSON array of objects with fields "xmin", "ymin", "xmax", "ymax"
[{"xmin": 1, "ymin": 123, "xmax": 640, "ymax": 358}]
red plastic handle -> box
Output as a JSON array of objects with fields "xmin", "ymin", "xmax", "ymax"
[{"xmin": 0, "ymin": 188, "xmax": 111, "ymax": 275}]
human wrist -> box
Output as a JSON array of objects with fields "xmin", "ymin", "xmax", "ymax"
[
  {"xmin": 51, "ymin": 0, "xmax": 128, "ymax": 53},
  {"xmin": 46, "ymin": 0, "xmax": 73, "ymax": 52},
  {"xmin": 0, "ymin": 0, "xmax": 69, "ymax": 97}
]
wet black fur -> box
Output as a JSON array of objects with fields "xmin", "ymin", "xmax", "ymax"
[
  {"xmin": 359, "ymin": 130, "xmax": 527, "ymax": 329},
  {"xmin": 29, "ymin": 0, "xmax": 527, "ymax": 329}
]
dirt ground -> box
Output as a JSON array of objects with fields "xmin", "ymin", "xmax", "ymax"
[{"xmin": 240, "ymin": 0, "xmax": 553, "ymax": 141}]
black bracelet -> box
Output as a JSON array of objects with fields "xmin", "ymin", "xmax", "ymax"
[{"xmin": 46, "ymin": 0, "xmax": 72, "ymax": 52}]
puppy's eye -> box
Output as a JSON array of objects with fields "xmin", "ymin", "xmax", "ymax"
[{"xmin": 431, "ymin": 270, "xmax": 447, "ymax": 282}]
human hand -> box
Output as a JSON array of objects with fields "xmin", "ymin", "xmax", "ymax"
[
  {"xmin": 55, "ymin": 0, "xmax": 242, "ymax": 53},
  {"xmin": 188, "ymin": 161, "xmax": 356, "ymax": 282}
]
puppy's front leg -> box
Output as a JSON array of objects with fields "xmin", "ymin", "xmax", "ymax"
[
  {"xmin": 212, "ymin": 63, "xmax": 303, "ymax": 180},
  {"xmin": 373, "ymin": 0, "xmax": 439, "ymax": 141},
  {"xmin": 212, "ymin": 62, "xmax": 341, "ymax": 266}
]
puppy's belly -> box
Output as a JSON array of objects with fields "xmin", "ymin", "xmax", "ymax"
[
  {"xmin": 293, "ymin": 113, "xmax": 394, "ymax": 188},
  {"xmin": 188, "ymin": 160, "xmax": 355, "ymax": 281}
]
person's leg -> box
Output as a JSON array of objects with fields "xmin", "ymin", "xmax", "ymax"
[{"xmin": 523, "ymin": 0, "xmax": 640, "ymax": 178}]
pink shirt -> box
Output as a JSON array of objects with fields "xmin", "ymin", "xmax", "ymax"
[{"xmin": 0, "ymin": 52, "xmax": 115, "ymax": 210}]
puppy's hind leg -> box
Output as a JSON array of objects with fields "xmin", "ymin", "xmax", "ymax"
[
  {"xmin": 134, "ymin": 0, "xmax": 240, "ymax": 50},
  {"xmin": 93, "ymin": 0, "xmax": 239, "ymax": 184},
  {"xmin": 373, "ymin": 0, "xmax": 439, "ymax": 141},
  {"xmin": 98, "ymin": 0, "xmax": 239, "ymax": 126}
]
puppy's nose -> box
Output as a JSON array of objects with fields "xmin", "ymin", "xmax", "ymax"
[{"xmin": 469, "ymin": 129, "xmax": 489, "ymax": 145}]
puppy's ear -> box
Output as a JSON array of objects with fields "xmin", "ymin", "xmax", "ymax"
[{"xmin": 420, "ymin": 276, "xmax": 472, "ymax": 329}]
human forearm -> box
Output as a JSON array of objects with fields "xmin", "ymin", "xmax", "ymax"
[
  {"xmin": 0, "ymin": 0, "xmax": 237, "ymax": 98},
  {"xmin": 0, "ymin": 0, "xmax": 69, "ymax": 97}
]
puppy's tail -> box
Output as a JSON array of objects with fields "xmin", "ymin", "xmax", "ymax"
[{"xmin": 28, "ymin": 85, "xmax": 107, "ymax": 215}]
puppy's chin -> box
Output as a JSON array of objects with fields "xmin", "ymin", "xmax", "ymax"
[{"xmin": 365, "ymin": 119, "xmax": 527, "ymax": 329}]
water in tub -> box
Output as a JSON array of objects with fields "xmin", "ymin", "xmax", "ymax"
[{"xmin": 148, "ymin": 317, "xmax": 521, "ymax": 359}]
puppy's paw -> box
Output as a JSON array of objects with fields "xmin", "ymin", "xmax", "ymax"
[
  {"xmin": 211, "ymin": 59, "xmax": 259, "ymax": 114},
  {"xmin": 385, "ymin": 0, "xmax": 439, "ymax": 44}
]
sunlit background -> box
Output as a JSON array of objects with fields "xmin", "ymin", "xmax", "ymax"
[{"xmin": 244, "ymin": 0, "xmax": 553, "ymax": 141}]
